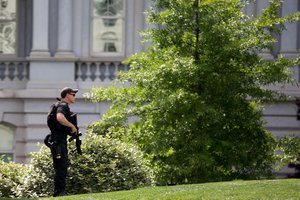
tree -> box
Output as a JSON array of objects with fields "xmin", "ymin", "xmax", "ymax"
[{"xmin": 87, "ymin": 0, "xmax": 300, "ymax": 184}]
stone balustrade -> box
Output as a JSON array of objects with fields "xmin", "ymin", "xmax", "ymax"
[
  {"xmin": 0, "ymin": 60, "xmax": 29, "ymax": 89},
  {"xmin": 75, "ymin": 61, "xmax": 129, "ymax": 82},
  {"xmin": 0, "ymin": 60, "xmax": 130, "ymax": 90}
]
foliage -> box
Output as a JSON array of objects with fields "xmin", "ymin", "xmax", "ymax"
[
  {"xmin": 16, "ymin": 145, "xmax": 54, "ymax": 198},
  {"xmin": 17, "ymin": 133, "xmax": 153, "ymax": 197},
  {"xmin": 0, "ymin": 161, "xmax": 28, "ymax": 198},
  {"xmin": 0, "ymin": 133, "xmax": 153, "ymax": 198},
  {"xmin": 32, "ymin": 179, "xmax": 300, "ymax": 200},
  {"xmin": 86, "ymin": 0, "xmax": 300, "ymax": 184},
  {"xmin": 66, "ymin": 133, "xmax": 153, "ymax": 194},
  {"xmin": 275, "ymin": 136, "xmax": 300, "ymax": 177}
]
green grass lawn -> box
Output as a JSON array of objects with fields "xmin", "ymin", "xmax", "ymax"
[{"xmin": 1, "ymin": 179, "xmax": 300, "ymax": 200}]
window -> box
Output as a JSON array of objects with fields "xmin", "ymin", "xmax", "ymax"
[
  {"xmin": 0, "ymin": 0, "xmax": 16, "ymax": 55},
  {"xmin": 0, "ymin": 124, "xmax": 14, "ymax": 162},
  {"xmin": 92, "ymin": 0, "xmax": 124, "ymax": 55}
]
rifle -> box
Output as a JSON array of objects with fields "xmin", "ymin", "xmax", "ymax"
[{"xmin": 68, "ymin": 113, "xmax": 82, "ymax": 155}]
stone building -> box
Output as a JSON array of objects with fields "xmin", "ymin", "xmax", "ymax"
[{"xmin": 0, "ymin": 0, "xmax": 299, "ymax": 176}]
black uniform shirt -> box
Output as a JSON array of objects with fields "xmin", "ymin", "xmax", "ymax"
[{"xmin": 54, "ymin": 102, "xmax": 71, "ymax": 142}]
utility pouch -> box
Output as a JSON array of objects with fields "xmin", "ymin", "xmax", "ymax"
[{"xmin": 44, "ymin": 134, "xmax": 55, "ymax": 149}]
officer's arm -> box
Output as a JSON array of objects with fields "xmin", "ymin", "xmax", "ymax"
[{"xmin": 57, "ymin": 113, "xmax": 77, "ymax": 134}]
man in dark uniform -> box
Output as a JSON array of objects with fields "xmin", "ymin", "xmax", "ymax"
[{"xmin": 50, "ymin": 87, "xmax": 78, "ymax": 197}]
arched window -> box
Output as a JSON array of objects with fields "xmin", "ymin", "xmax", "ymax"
[
  {"xmin": 92, "ymin": 0, "xmax": 124, "ymax": 55},
  {"xmin": 0, "ymin": 0, "xmax": 16, "ymax": 55},
  {"xmin": 101, "ymin": 31, "xmax": 117, "ymax": 52},
  {"xmin": 0, "ymin": 124, "xmax": 14, "ymax": 162}
]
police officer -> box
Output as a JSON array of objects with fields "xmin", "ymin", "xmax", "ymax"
[{"xmin": 51, "ymin": 87, "xmax": 78, "ymax": 197}]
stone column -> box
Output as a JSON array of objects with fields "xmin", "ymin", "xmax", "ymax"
[
  {"xmin": 55, "ymin": 0, "xmax": 75, "ymax": 58},
  {"xmin": 134, "ymin": 0, "xmax": 146, "ymax": 53},
  {"xmin": 81, "ymin": 0, "xmax": 90, "ymax": 57},
  {"xmin": 256, "ymin": 0, "xmax": 273, "ymax": 59},
  {"xmin": 29, "ymin": 0, "xmax": 50, "ymax": 57},
  {"xmin": 280, "ymin": 0, "xmax": 299, "ymax": 84},
  {"xmin": 280, "ymin": 0, "xmax": 298, "ymax": 58},
  {"xmin": 27, "ymin": 0, "xmax": 76, "ymax": 89},
  {"xmin": 244, "ymin": 1, "xmax": 256, "ymax": 18}
]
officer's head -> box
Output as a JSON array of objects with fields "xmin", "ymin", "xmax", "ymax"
[{"xmin": 60, "ymin": 87, "xmax": 78, "ymax": 98}]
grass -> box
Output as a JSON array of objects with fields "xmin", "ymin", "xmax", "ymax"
[{"xmin": 1, "ymin": 179, "xmax": 300, "ymax": 200}]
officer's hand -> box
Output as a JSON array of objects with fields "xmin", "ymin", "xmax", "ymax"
[{"xmin": 71, "ymin": 125, "xmax": 77, "ymax": 135}]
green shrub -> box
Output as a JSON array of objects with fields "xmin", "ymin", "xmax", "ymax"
[
  {"xmin": 66, "ymin": 133, "xmax": 154, "ymax": 194},
  {"xmin": 20, "ymin": 133, "xmax": 153, "ymax": 197},
  {"xmin": 17, "ymin": 146, "xmax": 54, "ymax": 197},
  {"xmin": 0, "ymin": 161, "xmax": 28, "ymax": 198}
]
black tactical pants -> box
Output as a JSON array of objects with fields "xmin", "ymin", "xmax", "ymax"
[{"xmin": 51, "ymin": 142, "xmax": 68, "ymax": 196}]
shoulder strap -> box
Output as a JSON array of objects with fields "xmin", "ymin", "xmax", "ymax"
[{"xmin": 47, "ymin": 101, "xmax": 61, "ymax": 116}]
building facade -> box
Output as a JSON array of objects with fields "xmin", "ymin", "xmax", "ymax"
[
  {"xmin": 0, "ymin": 0, "xmax": 150, "ymax": 163},
  {"xmin": 0, "ymin": 0, "xmax": 300, "ymax": 176}
]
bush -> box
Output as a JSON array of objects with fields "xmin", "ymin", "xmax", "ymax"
[
  {"xmin": 17, "ymin": 146, "xmax": 54, "ymax": 197},
  {"xmin": 0, "ymin": 161, "xmax": 28, "ymax": 198},
  {"xmin": 19, "ymin": 132, "xmax": 153, "ymax": 197}
]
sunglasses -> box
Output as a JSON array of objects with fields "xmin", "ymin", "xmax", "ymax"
[{"xmin": 69, "ymin": 93, "xmax": 76, "ymax": 97}]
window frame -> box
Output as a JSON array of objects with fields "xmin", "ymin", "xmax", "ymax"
[
  {"xmin": 0, "ymin": 124, "xmax": 14, "ymax": 162},
  {"xmin": 90, "ymin": 0, "xmax": 126, "ymax": 57}
]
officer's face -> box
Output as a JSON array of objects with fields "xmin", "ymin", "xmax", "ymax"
[{"xmin": 67, "ymin": 93, "xmax": 76, "ymax": 103}]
